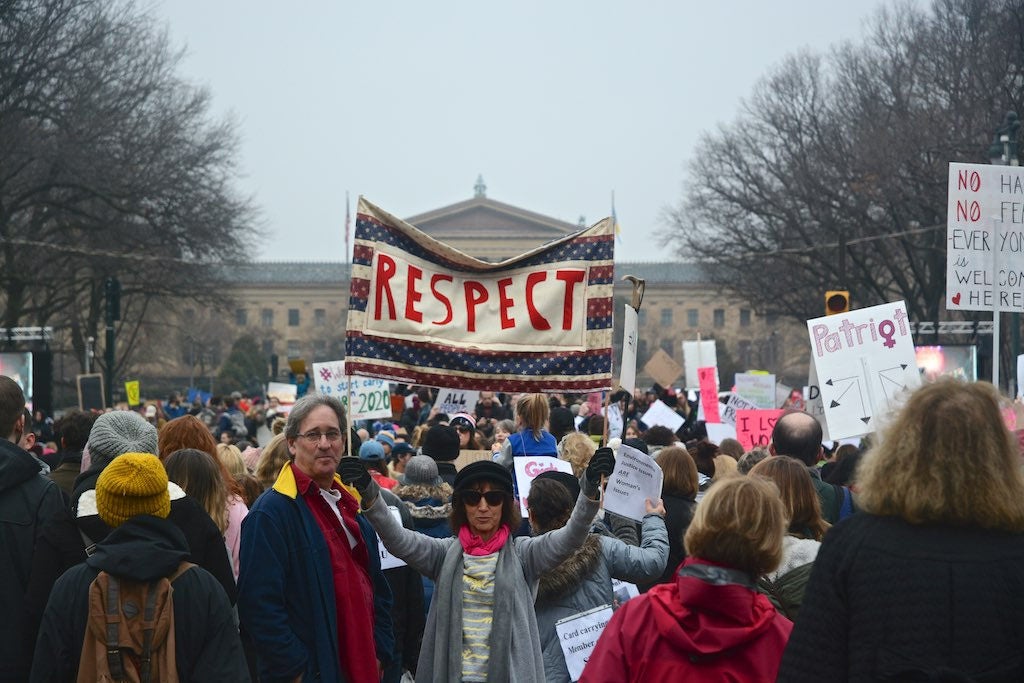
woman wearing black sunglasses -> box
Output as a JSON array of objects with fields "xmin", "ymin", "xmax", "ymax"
[{"xmin": 340, "ymin": 452, "xmax": 614, "ymax": 682}]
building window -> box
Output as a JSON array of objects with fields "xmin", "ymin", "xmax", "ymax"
[
  {"xmin": 738, "ymin": 340, "xmax": 752, "ymax": 367},
  {"xmin": 287, "ymin": 340, "xmax": 301, "ymax": 358},
  {"xmin": 235, "ymin": 308, "xmax": 248, "ymax": 326},
  {"xmin": 313, "ymin": 339, "xmax": 327, "ymax": 358},
  {"xmin": 661, "ymin": 308, "xmax": 673, "ymax": 326},
  {"xmin": 638, "ymin": 309, "xmax": 647, "ymax": 327},
  {"xmin": 288, "ymin": 309, "xmax": 300, "ymax": 326},
  {"xmin": 314, "ymin": 308, "xmax": 326, "ymax": 327},
  {"xmin": 261, "ymin": 308, "xmax": 274, "ymax": 327},
  {"xmin": 660, "ymin": 339, "xmax": 674, "ymax": 359},
  {"xmin": 262, "ymin": 339, "xmax": 274, "ymax": 356},
  {"xmin": 687, "ymin": 309, "xmax": 699, "ymax": 327},
  {"xmin": 637, "ymin": 339, "xmax": 648, "ymax": 365},
  {"xmin": 740, "ymin": 309, "xmax": 751, "ymax": 327},
  {"xmin": 713, "ymin": 309, "xmax": 725, "ymax": 328},
  {"xmin": 766, "ymin": 311, "xmax": 779, "ymax": 326}
]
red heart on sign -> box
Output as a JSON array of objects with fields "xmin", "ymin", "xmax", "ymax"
[{"xmin": 952, "ymin": 293, "xmax": 961, "ymax": 305}]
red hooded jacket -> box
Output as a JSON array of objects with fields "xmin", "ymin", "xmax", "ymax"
[{"xmin": 580, "ymin": 558, "xmax": 792, "ymax": 682}]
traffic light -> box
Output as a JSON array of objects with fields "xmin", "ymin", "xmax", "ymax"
[{"xmin": 825, "ymin": 290, "xmax": 850, "ymax": 315}]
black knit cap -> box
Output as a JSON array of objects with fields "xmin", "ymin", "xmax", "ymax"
[
  {"xmin": 534, "ymin": 470, "xmax": 581, "ymax": 501},
  {"xmin": 422, "ymin": 425, "xmax": 460, "ymax": 462},
  {"xmin": 453, "ymin": 460, "xmax": 513, "ymax": 496}
]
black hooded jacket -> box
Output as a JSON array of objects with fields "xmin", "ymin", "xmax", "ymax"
[
  {"xmin": 0, "ymin": 438, "xmax": 64, "ymax": 683},
  {"xmin": 29, "ymin": 515, "xmax": 249, "ymax": 683}
]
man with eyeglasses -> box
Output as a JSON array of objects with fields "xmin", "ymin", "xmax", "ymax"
[{"xmin": 238, "ymin": 393, "xmax": 394, "ymax": 683}]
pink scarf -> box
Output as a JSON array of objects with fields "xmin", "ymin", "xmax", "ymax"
[{"xmin": 458, "ymin": 524, "xmax": 511, "ymax": 556}]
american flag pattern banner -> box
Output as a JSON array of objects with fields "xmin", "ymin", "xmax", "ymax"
[{"xmin": 345, "ymin": 197, "xmax": 615, "ymax": 392}]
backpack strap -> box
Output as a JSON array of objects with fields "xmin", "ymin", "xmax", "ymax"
[
  {"xmin": 839, "ymin": 485, "xmax": 854, "ymax": 520},
  {"xmin": 104, "ymin": 574, "xmax": 127, "ymax": 680},
  {"xmin": 167, "ymin": 561, "xmax": 196, "ymax": 583},
  {"xmin": 139, "ymin": 584, "xmax": 160, "ymax": 683}
]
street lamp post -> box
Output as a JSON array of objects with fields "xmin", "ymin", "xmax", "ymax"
[{"xmin": 989, "ymin": 111, "xmax": 1021, "ymax": 394}]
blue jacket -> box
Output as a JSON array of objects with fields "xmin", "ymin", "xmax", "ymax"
[{"xmin": 238, "ymin": 465, "xmax": 394, "ymax": 683}]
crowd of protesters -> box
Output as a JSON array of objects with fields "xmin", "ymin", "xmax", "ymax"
[{"xmin": 3, "ymin": 375, "xmax": 1024, "ymax": 681}]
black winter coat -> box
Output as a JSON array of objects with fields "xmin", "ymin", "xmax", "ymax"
[
  {"xmin": 21, "ymin": 474, "xmax": 236, "ymax": 673},
  {"xmin": 0, "ymin": 439, "xmax": 64, "ymax": 683},
  {"xmin": 778, "ymin": 513, "xmax": 1024, "ymax": 682},
  {"xmin": 29, "ymin": 515, "xmax": 249, "ymax": 682}
]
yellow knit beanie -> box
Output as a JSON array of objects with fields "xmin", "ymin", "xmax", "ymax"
[{"xmin": 96, "ymin": 452, "xmax": 171, "ymax": 528}]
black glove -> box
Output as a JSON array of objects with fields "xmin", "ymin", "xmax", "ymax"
[
  {"xmin": 583, "ymin": 447, "xmax": 615, "ymax": 497},
  {"xmin": 337, "ymin": 457, "xmax": 372, "ymax": 497}
]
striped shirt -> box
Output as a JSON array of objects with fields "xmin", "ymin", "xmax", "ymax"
[{"xmin": 461, "ymin": 552, "xmax": 498, "ymax": 681}]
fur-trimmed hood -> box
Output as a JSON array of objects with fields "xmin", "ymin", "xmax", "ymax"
[
  {"xmin": 536, "ymin": 534, "xmax": 603, "ymax": 602},
  {"xmin": 394, "ymin": 482, "xmax": 453, "ymax": 520}
]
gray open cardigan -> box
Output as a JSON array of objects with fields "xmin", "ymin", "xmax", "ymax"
[{"xmin": 364, "ymin": 486, "xmax": 600, "ymax": 683}]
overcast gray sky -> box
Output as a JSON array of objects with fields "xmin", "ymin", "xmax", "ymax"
[{"xmin": 155, "ymin": 0, "xmax": 887, "ymax": 263}]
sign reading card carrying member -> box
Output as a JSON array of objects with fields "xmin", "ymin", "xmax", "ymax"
[
  {"xmin": 602, "ymin": 443, "xmax": 664, "ymax": 523},
  {"xmin": 556, "ymin": 604, "xmax": 614, "ymax": 682}
]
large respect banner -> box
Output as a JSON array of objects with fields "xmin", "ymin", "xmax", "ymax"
[{"xmin": 345, "ymin": 197, "xmax": 615, "ymax": 392}]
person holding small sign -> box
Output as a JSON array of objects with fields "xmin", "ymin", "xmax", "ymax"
[
  {"xmin": 341, "ymin": 450, "xmax": 615, "ymax": 682},
  {"xmin": 528, "ymin": 476, "xmax": 668, "ymax": 682}
]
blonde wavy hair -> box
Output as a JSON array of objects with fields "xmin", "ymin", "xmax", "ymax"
[
  {"xmin": 684, "ymin": 475, "xmax": 786, "ymax": 576},
  {"xmin": 558, "ymin": 431, "xmax": 596, "ymax": 477},
  {"xmin": 855, "ymin": 379, "xmax": 1024, "ymax": 531},
  {"xmin": 254, "ymin": 432, "xmax": 291, "ymax": 490}
]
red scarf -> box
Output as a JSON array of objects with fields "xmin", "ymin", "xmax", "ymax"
[{"xmin": 459, "ymin": 524, "xmax": 511, "ymax": 556}]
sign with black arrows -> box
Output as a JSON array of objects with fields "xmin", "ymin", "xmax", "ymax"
[{"xmin": 807, "ymin": 300, "xmax": 921, "ymax": 439}]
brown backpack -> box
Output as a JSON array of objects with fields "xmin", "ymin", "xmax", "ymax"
[{"xmin": 77, "ymin": 562, "xmax": 195, "ymax": 683}]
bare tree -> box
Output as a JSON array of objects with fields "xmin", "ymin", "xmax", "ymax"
[
  {"xmin": 0, "ymin": 0, "xmax": 258, "ymax": 379},
  {"xmin": 664, "ymin": 0, "xmax": 1024, "ymax": 328}
]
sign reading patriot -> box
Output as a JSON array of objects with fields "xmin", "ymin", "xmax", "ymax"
[{"xmin": 345, "ymin": 197, "xmax": 614, "ymax": 392}]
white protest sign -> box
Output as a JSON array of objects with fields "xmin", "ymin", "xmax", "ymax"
[
  {"xmin": 556, "ymin": 604, "xmax": 614, "ymax": 681},
  {"xmin": 734, "ymin": 373, "xmax": 776, "ymax": 409},
  {"xmin": 639, "ymin": 399, "xmax": 684, "ymax": 433},
  {"xmin": 610, "ymin": 578, "xmax": 640, "ymax": 605},
  {"xmin": 266, "ymin": 382, "xmax": 298, "ymax": 411},
  {"xmin": 682, "ymin": 340, "xmax": 717, "ymax": 390},
  {"xmin": 603, "ymin": 443, "xmax": 664, "ymax": 523},
  {"xmin": 1019, "ymin": 354, "xmax": 1024, "ymax": 399},
  {"xmin": 434, "ymin": 388, "xmax": 480, "ymax": 417},
  {"xmin": 311, "ymin": 361, "xmax": 392, "ymax": 420},
  {"xmin": 618, "ymin": 305, "xmax": 639, "ymax": 394},
  {"xmin": 705, "ymin": 421, "xmax": 738, "ymax": 444},
  {"xmin": 947, "ymin": 163, "xmax": 1024, "ymax": 312},
  {"xmin": 513, "ymin": 456, "xmax": 574, "ymax": 516},
  {"xmin": 719, "ymin": 392, "xmax": 758, "ymax": 426},
  {"xmin": 377, "ymin": 507, "xmax": 407, "ymax": 570},
  {"xmin": 775, "ymin": 382, "xmax": 792, "ymax": 409},
  {"xmin": 805, "ymin": 362, "xmax": 830, "ymax": 442},
  {"xmin": 606, "ymin": 403, "xmax": 624, "ymax": 440},
  {"xmin": 807, "ymin": 300, "xmax": 920, "ymax": 440}
]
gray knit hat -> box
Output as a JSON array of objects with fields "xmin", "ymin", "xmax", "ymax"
[
  {"xmin": 403, "ymin": 455, "xmax": 442, "ymax": 486},
  {"xmin": 87, "ymin": 411, "xmax": 159, "ymax": 467}
]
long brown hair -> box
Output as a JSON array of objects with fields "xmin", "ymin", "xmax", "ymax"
[
  {"xmin": 750, "ymin": 456, "xmax": 829, "ymax": 541},
  {"xmin": 164, "ymin": 448, "xmax": 229, "ymax": 534},
  {"xmin": 856, "ymin": 379, "xmax": 1024, "ymax": 531},
  {"xmin": 658, "ymin": 446, "xmax": 699, "ymax": 499}
]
